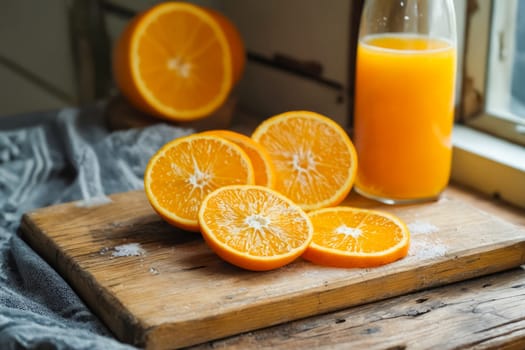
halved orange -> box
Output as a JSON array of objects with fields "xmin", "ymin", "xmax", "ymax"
[
  {"xmin": 251, "ymin": 111, "xmax": 358, "ymax": 211},
  {"xmin": 302, "ymin": 207, "xmax": 410, "ymax": 268},
  {"xmin": 113, "ymin": 2, "xmax": 245, "ymax": 121},
  {"xmin": 144, "ymin": 134, "xmax": 254, "ymax": 232},
  {"xmin": 200, "ymin": 129, "xmax": 276, "ymax": 188},
  {"xmin": 198, "ymin": 185, "xmax": 313, "ymax": 271}
]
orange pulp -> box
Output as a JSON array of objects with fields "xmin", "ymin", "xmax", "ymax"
[{"xmin": 354, "ymin": 34, "xmax": 456, "ymax": 202}]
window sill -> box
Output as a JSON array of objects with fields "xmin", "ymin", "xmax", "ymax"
[{"xmin": 452, "ymin": 124, "xmax": 525, "ymax": 209}]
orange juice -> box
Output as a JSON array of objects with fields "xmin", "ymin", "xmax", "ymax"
[{"xmin": 354, "ymin": 34, "xmax": 456, "ymax": 203}]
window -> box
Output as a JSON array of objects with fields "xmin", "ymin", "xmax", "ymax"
[
  {"xmin": 452, "ymin": 0, "xmax": 525, "ymax": 209},
  {"xmin": 511, "ymin": 1, "xmax": 525, "ymax": 120},
  {"xmin": 460, "ymin": 0, "xmax": 525, "ymax": 145}
]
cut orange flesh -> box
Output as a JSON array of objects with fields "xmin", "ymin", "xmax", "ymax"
[
  {"xmin": 144, "ymin": 134, "xmax": 254, "ymax": 231},
  {"xmin": 201, "ymin": 129, "xmax": 276, "ymax": 188},
  {"xmin": 198, "ymin": 185, "xmax": 313, "ymax": 271},
  {"xmin": 113, "ymin": 2, "xmax": 245, "ymax": 121},
  {"xmin": 252, "ymin": 111, "xmax": 358, "ymax": 211},
  {"xmin": 303, "ymin": 206, "xmax": 410, "ymax": 268}
]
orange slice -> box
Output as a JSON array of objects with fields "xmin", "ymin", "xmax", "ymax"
[
  {"xmin": 251, "ymin": 111, "xmax": 358, "ymax": 211},
  {"xmin": 302, "ymin": 207, "xmax": 410, "ymax": 268},
  {"xmin": 144, "ymin": 134, "xmax": 254, "ymax": 232},
  {"xmin": 198, "ymin": 185, "xmax": 313, "ymax": 271},
  {"xmin": 113, "ymin": 2, "xmax": 245, "ymax": 121},
  {"xmin": 200, "ymin": 129, "xmax": 276, "ymax": 188}
]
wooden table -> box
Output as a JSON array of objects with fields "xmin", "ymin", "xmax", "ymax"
[{"xmin": 187, "ymin": 184, "xmax": 525, "ymax": 350}]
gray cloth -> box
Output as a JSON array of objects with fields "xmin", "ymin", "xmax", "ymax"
[{"xmin": 0, "ymin": 104, "xmax": 192, "ymax": 349}]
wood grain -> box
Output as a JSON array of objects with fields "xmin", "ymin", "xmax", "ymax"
[
  {"xmin": 189, "ymin": 268, "xmax": 525, "ymax": 350},
  {"xmin": 19, "ymin": 190, "xmax": 525, "ymax": 349}
]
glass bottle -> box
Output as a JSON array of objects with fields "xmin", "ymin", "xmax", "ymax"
[{"xmin": 354, "ymin": 0, "xmax": 457, "ymax": 204}]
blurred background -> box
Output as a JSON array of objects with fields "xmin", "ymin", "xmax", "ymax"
[
  {"xmin": 0, "ymin": 1, "xmax": 523, "ymax": 135},
  {"xmin": 0, "ymin": 0, "xmax": 362, "ymax": 127}
]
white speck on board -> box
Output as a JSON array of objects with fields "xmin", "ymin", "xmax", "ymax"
[
  {"xmin": 111, "ymin": 243, "xmax": 145, "ymax": 257},
  {"xmin": 408, "ymin": 238, "xmax": 447, "ymax": 259},
  {"xmin": 408, "ymin": 221, "xmax": 439, "ymax": 235}
]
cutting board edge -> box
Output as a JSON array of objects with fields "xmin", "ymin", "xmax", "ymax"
[
  {"xmin": 140, "ymin": 239, "xmax": 525, "ymax": 350},
  {"xmin": 19, "ymin": 213, "xmax": 150, "ymax": 347}
]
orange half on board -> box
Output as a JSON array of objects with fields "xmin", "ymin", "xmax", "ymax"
[
  {"xmin": 252, "ymin": 111, "xmax": 358, "ymax": 211},
  {"xmin": 302, "ymin": 207, "xmax": 410, "ymax": 268},
  {"xmin": 198, "ymin": 185, "xmax": 313, "ymax": 271},
  {"xmin": 113, "ymin": 2, "xmax": 245, "ymax": 121},
  {"xmin": 144, "ymin": 134, "xmax": 254, "ymax": 232}
]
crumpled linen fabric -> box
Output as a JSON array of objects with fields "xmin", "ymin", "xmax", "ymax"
[{"xmin": 0, "ymin": 105, "xmax": 192, "ymax": 349}]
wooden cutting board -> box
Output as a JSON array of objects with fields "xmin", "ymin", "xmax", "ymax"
[{"xmin": 19, "ymin": 190, "xmax": 525, "ymax": 349}]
